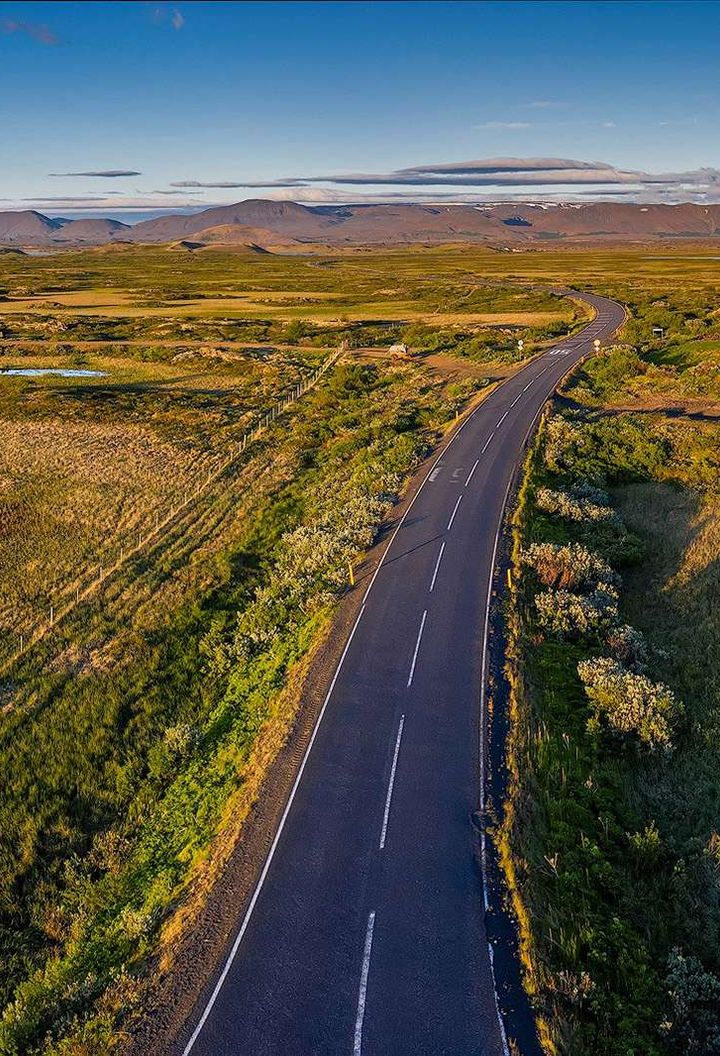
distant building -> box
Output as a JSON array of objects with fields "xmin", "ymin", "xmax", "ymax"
[{"xmin": 388, "ymin": 342, "xmax": 410, "ymax": 358}]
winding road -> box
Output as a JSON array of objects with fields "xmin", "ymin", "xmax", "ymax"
[{"xmin": 178, "ymin": 292, "xmax": 625, "ymax": 1056}]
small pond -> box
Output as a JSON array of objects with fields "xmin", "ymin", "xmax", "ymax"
[{"xmin": 0, "ymin": 368, "xmax": 108, "ymax": 378}]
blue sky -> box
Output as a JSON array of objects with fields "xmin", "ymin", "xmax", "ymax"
[{"xmin": 1, "ymin": 0, "xmax": 719, "ymax": 217}]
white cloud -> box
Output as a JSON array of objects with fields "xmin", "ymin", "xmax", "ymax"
[{"xmin": 478, "ymin": 121, "xmax": 534, "ymax": 130}]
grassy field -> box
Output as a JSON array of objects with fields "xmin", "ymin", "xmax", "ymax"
[
  {"xmin": 4, "ymin": 242, "xmax": 720, "ymax": 1054},
  {"xmin": 1, "ymin": 243, "xmax": 565, "ymax": 1055},
  {"xmin": 505, "ymin": 327, "xmax": 720, "ymax": 1054},
  {"xmin": 0, "ymin": 349, "xmax": 323, "ymax": 652}
]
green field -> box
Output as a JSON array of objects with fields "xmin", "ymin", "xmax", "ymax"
[
  {"xmin": 505, "ymin": 328, "xmax": 720, "ymax": 1054},
  {"xmin": 3, "ymin": 243, "xmax": 720, "ymax": 1055}
]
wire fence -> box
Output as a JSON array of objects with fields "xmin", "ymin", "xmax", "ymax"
[{"xmin": 2, "ymin": 346, "xmax": 344, "ymax": 676}]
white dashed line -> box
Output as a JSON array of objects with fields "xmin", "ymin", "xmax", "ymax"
[
  {"xmin": 353, "ymin": 911, "xmax": 376, "ymax": 1056},
  {"xmin": 379, "ymin": 716, "xmax": 405, "ymax": 849},
  {"xmin": 446, "ymin": 495, "xmax": 463, "ymax": 531},
  {"xmin": 481, "ymin": 434, "xmax": 493, "ymax": 454},
  {"xmin": 496, "ymin": 411, "xmax": 509, "ymax": 428},
  {"xmin": 407, "ymin": 610, "xmax": 427, "ymax": 688},
  {"xmin": 510, "ymin": 394, "xmax": 521, "ymax": 407},
  {"xmin": 464, "ymin": 459, "xmax": 479, "ymax": 487},
  {"xmin": 429, "ymin": 541, "xmax": 446, "ymax": 592}
]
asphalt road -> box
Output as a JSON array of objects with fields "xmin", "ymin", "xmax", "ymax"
[{"xmin": 180, "ymin": 292, "xmax": 625, "ymax": 1056}]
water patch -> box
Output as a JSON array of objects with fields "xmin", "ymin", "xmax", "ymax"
[{"xmin": 1, "ymin": 367, "xmax": 108, "ymax": 378}]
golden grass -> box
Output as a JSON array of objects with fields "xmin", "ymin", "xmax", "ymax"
[
  {"xmin": 0, "ymin": 416, "xmax": 206, "ymax": 636},
  {"xmin": 0, "ymin": 294, "xmax": 569, "ymax": 325},
  {"xmin": 0, "ymin": 348, "xmax": 318, "ymax": 653}
]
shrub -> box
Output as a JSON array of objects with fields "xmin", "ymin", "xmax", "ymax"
[
  {"xmin": 544, "ymin": 413, "xmax": 671, "ymax": 483},
  {"xmin": 569, "ymin": 481, "xmax": 611, "ymax": 505},
  {"xmin": 544, "ymin": 416, "xmax": 584, "ymax": 474},
  {"xmin": 522, "ymin": 541, "xmax": 618, "ymax": 592},
  {"xmin": 577, "ymin": 656, "xmax": 682, "ymax": 750},
  {"xmin": 662, "ymin": 949, "xmax": 720, "ymax": 1053},
  {"xmin": 535, "ymin": 485, "xmax": 616, "ymax": 524},
  {"xmin": 606, "ymin": 623, "xmax": 649, "ymax": 670},
  {"xmin": 580, "ymin": 344, "xmax": 647, "ymax": 399},
  {"xmin": 535, "ymin": 586, "xmax": 619, "ymax": 638}
]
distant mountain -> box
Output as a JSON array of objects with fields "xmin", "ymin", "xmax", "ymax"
[
  {"xmin": 1, "ymin": 200, "xmax": 720, "ymax": 248},
  {"xmin": 127, "ymin": 200, "xmax": 330, "ymax": 243},
  {"xmin": 52, "ymin": 218, "xmax": 130, "ymax": 242},
  {"xmin": 186, "ymin": 222, "xmax": 295, "ymax": 247},
  {"xmin": 0, "ymin": 210, "xmax": 128, "ymax": 245},
  {"xmin": 0, "ymin": 209, "xmax": 63, "ymax": 243}
]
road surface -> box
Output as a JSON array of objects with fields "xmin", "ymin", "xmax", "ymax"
[{"xmin": 179, "ymin": 292, "xmax": 625, "ymax": 1056}]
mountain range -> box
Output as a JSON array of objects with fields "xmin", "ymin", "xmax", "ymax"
[{"xmin": 3, "ymin": 199, "xmax": 720, "ymax": 249}]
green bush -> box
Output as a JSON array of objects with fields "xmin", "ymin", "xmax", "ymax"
[
  {"xmin": 523, "ymin": 541, "xmax": 618, "ymax": 592},
  {"xmin": 577, "ymin": 657, "xmax": 682, "ymax": 750},
  {"xmin": 535, "ymin": 586, "xmax": 619, "ymax": 639},
  {"xmin": 663, "ymin": 949, "xmax": 720, "ymax": 1053}
]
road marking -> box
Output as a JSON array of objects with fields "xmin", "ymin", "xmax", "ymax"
[
  {"xmin": 429, "ymin": 464, "xmax": 442, "ymax": 482},
  {"xmin": 180, "ymin": 604, "xmax": 367, "ymax": 1056},
  {"xmin": 478, "ymin": 471, "xmax": 515, "ymax": 1056},
  {"xmin": 407, "ymin": 609, "xmax": 427, "ymax": 687},
  {"xmin": 509, "ymin": 394, "xmax": 521, "ymax": 407},
  {"xmin": 495, "ymin": 410, "xmax": 509, "ymax": 428},
  {"xmin": 446, "ymin": 495, "xmax": 463, "ymax": 531},
  {"xmin": 362, "ymin": 400, "xmax": 487, "ymax": 604},
  {"xmin": 481, "ymin": 434, "xmax": 493, "ymax": 454},
  {"xmin": 464, "ymin": 459, "xmax": 479, "ymax": 487},
  {"xmin": 379, "ymin": 716, "xmax": 405, "ymax": 849},
  {"xmin": 429, "ymin": 541, "xmax": 446, "ymax": 592},
  {"xmin": 522, "ymin": 380, "xmax": 534, "ymax": 392},
  {"xmin": 451, "ymin": 468, "xmax": 462, "ymax": 481},
  {"xmin": 353, "ymin": 911, "xmax": 376, "ymax": 1056}
]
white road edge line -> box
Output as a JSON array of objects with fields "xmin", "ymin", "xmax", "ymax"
[
  {"xmin": 429, "ymin": 541, "xmax": 446, "ymax": 593},
  {"xmin": 446, "ymin": 495, "xmax": 463, "ymax": 532},
  {"xmin": 478, "ymin": 468, "xmax": 517, "ymax": 1056},
  {"xmin": 181, "ymin": 604, "xmax": 367, "ymax": 1056},
  {"xmin": 464, "ymin": 459, "xmax": 479, "ymax": 487},
  {"xmin": 353, "ymin": 911, "xmax": 376, "ymax": 1056},
  {"xmin": 407, "ymin": 609, "xmax": 427, "ymax": 688},
  {"xmin": 379, "ymin": 716, "xmax": 405, "ymax": 849}
]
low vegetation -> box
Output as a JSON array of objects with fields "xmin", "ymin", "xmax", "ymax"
[
  {"xmin": 0, "ymin": 242, "xmax": 509, "ymax": 1055},
  {"xmin": 4, "ymin": 242, "xmax": 720, "ymax": 1053},
  {"xmin": 504, "ymin": 326, "xmax": 720, "ymax": 1053}
]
